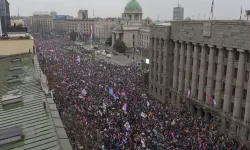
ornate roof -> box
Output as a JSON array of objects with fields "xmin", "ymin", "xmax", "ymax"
[
  {"xmin": 125, "ymin": 0, "xmax": 142, "ymax": 11},
  {"xmin": 154, "ymin": 20, "xmax": 161, "ymax": 24},
  {"xmin": 145, "ymin": 17, "xmax": 151, "ymax": 21}
]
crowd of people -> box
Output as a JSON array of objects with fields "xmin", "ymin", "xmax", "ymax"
[{"xmin": 34, "ymin": 34, "xmax": 247, "ymax": 150}]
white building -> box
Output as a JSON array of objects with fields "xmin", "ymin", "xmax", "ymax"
[{"xmin": 111, "ymin": 0, "xmax": 153, "ymax": 51}]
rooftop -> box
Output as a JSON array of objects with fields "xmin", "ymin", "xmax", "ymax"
[{"xmin": 0, "ymin": 54, "xmax": 71, "ymax": 150}]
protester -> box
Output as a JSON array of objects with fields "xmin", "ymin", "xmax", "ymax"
[{"xmin": 34, "ymin": 34, "xmax": 246, "ymax": 150}]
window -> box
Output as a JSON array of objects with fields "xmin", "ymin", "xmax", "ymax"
[
  {"xmin": 222, "ymin": 83, "xmax": 225, "ymax": 93},
  {"xmin": 245, "ymin": 71, "xmax": 249, "ymax": 82},
  {"xmin": 160, "ymin": 77, "xmax": 163, "ymax": 84},
  {"xmin": 214, "ymin": 64, "xmax": 217, "ymax": 73},
  {"xmin": 133, "ymin": 34, "xmax": 135, "ymax": 39},
  {"xmin": 234, "ymin": 68, "xmax": 238, "ymax": 78},
  {"xmin": 160, "ymin": 90, "xmax": 162, "ymax": 96},
  {"xmin": 246, "ymin": 53, "xmax": 250, "ymax": 63},
  {"xmin": 244, "ymin": 89, "xmax": 247, "ymax": 100},
  {"xmin": 241, "ymin": 107, "xmax": 245, "ymax": 119},
  {"xmin": 235, "ymin": 51, "xmax": 240, "ymax": 61},
  {"xmin": 213, "ymin": 80, "xmax": 216, "ymax": 90},
  {"xmin": 161, "ymin": 65, "xmax": 163, "ymax": 72},
  {"xmin": 231, "ymin": 102, "xmax": 234, "ymax": 113},
  {"xmin": 155, "ymin": 88, "xmax": 158, "ymax": 93},
  {"xmin": 156, "ymin": 75, "xmax": 158, "ymax": 81},
  {"xmin": 169, "ymin": 92, "xmax": 171, "ymax": 98},
  {"xmin": 224, "ymin": 50, "xmax": 228, "ymax": 58},
  {"xmin": 236, "ymin": 125, "xmax": 241, "ymax": 135},
  {"xmin": 232, "ymin": 86, "xmax": 235, "ymax": 96},
  {"xmin": 226, "ymin": 121, "xmax": 230, "ymax": 129},
  {"xmin": 206, "ymin": 62, "xmax": 209, "ymax": 70},
  {"xmin": 205, "ymin": 77, "xmax": 207, "ymax": 86},
  {"xmin": 161, "ymin": 39, "xmax": 164, "ymax": 47},
  {"xmin": 247, "ymin": 131, "xmax": 250, "ymax": 141},
  {"xmin": 224, "ymin": 66, "xmax": 227, "ymax": 76},
  {"xmin": 221, "ymin": 99, "xmax": 224, "ymax": 110}
]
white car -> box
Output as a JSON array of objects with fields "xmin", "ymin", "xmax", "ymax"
[
  {"xmin": 106, "ymin": 54, "xmax": 112, "ymax": 58},
  {"xmin": 102, "ymin": 51, "xmax": 106, "ymax": 56}
]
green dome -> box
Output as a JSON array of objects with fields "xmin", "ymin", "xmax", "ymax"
[
  {"xmin": 125, "ymin": 0, "xmax": 142, "ymax": 10},
  {"xmin": 145, "ymin": 17, "xmax": 151, "ymax": 21},
  {"xmin": 155, "ymin": 20, "xmax": 161, "ymax": 24}
]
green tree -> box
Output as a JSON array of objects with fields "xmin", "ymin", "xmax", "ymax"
[
  {"xmin": 113, "ymin": 41, "xmax": 127, "ymax": 53},
  {"xmin": 70, "ymin": 30, "xmax": 77, "ymax": 41},
  {"xmin": 105, "ymin": 36, "xmax": 112, "ymax": 46}
]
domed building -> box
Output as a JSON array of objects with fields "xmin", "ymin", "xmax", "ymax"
[{"xmin": 112, "ymin": 0, "xmax": 152, "ymax": 51}]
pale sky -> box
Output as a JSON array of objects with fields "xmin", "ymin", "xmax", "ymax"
[{"xmin": 8, "ymin": 0, "xmax": 249, "ymax": 20}]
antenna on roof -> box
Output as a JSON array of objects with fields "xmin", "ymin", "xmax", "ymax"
[{"xmin": 17, "ymin": 7, "xmax": 20, "ymax": 19}]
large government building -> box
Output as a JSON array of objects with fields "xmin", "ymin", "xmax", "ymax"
[
  {"xmin": 111, "ymin": 0, "xmax": 155, "ymax": 50},
  {"xmin": 149, "ymin": 20, "xmax": 250, "ymax": 147}
]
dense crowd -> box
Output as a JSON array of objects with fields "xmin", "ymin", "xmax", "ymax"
[{"xmin": 34, "ymin": 34, "xmax": 247, "ymax": 150}]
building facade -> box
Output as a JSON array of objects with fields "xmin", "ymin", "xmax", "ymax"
[
  {"xmin": 149, "ymin": 20, "xmax": 250, "ymax": 147},
  {"xmin": 94, "ymin": 19, "xmax": 115, "ymax": 43},
  {"xmin": 111, "ymin": 0, "xmax": 152, "ymax": 55},
  {"xmin": 31, "ymin": 13, "xmax": 53, "ymax": 33},
  {"xmin": 0, "ymin": 0, "xmax": 10, "ymax": 33},
  {"xmin": 78, "ymin": 10, "xmax": 88, "ymax": 20},
  {"xmin": 173, "ymin": 5, "xmax": 184, "ymax": 20},
  {"xmin": 64, "ymin": 19, "xmax": 95, "ymax": 39}
]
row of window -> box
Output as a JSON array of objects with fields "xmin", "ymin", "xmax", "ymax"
[
  {"xmin": 152, "ymin": 38, "xmax": 165, "ymax": 47},
  {"xmin": 67, "ymin": 23, "xmax": 94, "ymax": 26}
]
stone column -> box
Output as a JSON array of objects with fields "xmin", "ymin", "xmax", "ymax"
[
  {"xmin": 153, "ymin": 38, "xmax": 157, "ymax": 96},
  {"xmin": 223, "ymin": 48, "xmax": 234, "ymax": 113},
  {"xmin": 173, "ymin": 40, "xmax": 179, "ymax": 89},
  {"xmin": 233, "ymin": 49, "xmax": 245, "ymax": 117},
  {"xmin": 214, "ymin": 47, "xmax": 224, "ymax": 109},
  {"xmin": 184, "ymin": 42, "xmax": 192, "ymax": 92},
  {"xmin": 244, "ymin": 63, "xmax": 250, "ymax": 122},
  {"xmin": 206, "ymin": 45, "xmax": 215, "ymax": 103},
  {"xmin": 158, "ymin": 39, "xmax": 162, "ymax": 85},
  {"xmin": 198, "ymin": 44, "xmax": 206, "ymax": 102},
  {"xmin": 191, "ymin": 43, "xmax": 198, "ymax": 98},
  {"xmin": 178, "ymin": 41, "xmax": 185, "ymax": 92},
  {"xmin": 112, "ymin": 33, "xmax": 115, "ymax": 46}
]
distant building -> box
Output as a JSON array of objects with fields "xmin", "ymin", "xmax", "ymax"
[
  {"xmin": 94, "ymin": 19, "xmax": 115, "ymax": 42},
  {"xmin": 0, "ymin": 0, "xmax": 10, "ymax": 34},
  {"xmin": 31, "ymin": 12, "xmax": 53, "ymax": 33},
  {"xmin": 173, "ymin": 3, "xmax": 184, "ymax": 20},
  {"xmin": 64, "ymin": 19, "xmax": 95, "ymax": 39},
  {"xmin": 50, "ymin": 11, "xmax": 57, "ymax": 18},
  {"xmin": 78, "ymin": 10, "xmax": 88, "ymax": 20}
]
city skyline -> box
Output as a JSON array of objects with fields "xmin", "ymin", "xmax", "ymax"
[{"xmin": 8, "ymin": 0, "xmax": 250, "ymax": 20}]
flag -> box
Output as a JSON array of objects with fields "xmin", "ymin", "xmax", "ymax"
[
  {"xmin": 206, "ymin": 94, "xmax": 216, "ymax": 105},
  {"xmin": 83, "ymin": 116, "xmax": 87, "ymax": 125},
  {"xmin": 90, "ymin": 25, "xmax": 93, "ymax": 40},
  {"xmin": 121, "ymin": 88, "xmax": 126, "ymax": 97},
  {"xmin": 211, "ymin": 0, "xmax": 214, "ymax": 14},
  {"xmin": 124, "ymin": 121, "xmax": 130, "ymax": 130},
  {"xmin": 141, "ymin": 112, "xmax": 147, "ymax": 118},
  {"xmin": 240, "ymin": 6, "xmax": 242, "ymax": 20},
  {"xmin": 108, "ymin": 88, "xmax": 114, "ymax": 96},
  {"xmin": 187, "ymin": 88, "xmax": 191, "ymax": 98},
  {"xmin": 122, "ymin": 103, "xmax": 127, "ymax": 112},
  {"xmin": 81, "ymin": 89, "xmax": 87, "ymax": 95},
  {"xmin": 48, "ymin": 49, "xmax": 54, "ymax": 52}
]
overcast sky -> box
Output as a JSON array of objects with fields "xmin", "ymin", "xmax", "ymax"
[{"xmin": 8, "ymin": 0, "xmax": 249, "ymax": 20}]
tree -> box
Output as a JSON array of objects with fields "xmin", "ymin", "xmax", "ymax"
[
  {"xmin": 113, "ymin": 41, "xmax": 127, "ymax": 53},
  {"xmin": 70, "ymin": 30, "xmax": 77, "ymax": 41},
  {"xmin": 105, "ymin": 36, "xmax": 112, "ymax": 46}
]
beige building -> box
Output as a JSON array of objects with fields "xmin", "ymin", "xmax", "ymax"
[
  {"xmin": 0, "ymin": 34, "xmax": 34, "ymax": 56},
  {"xmin": 78, "ymin": 10, "xmax": 88, "ymax": 20},
  {"xmin": 149, "ymin": 21, "xmax": 250, "ymax": 148},
  {"xmin": 94, "ymin": 19, "xmax": 115, "ymax": 42},
  {"xmin": 31, "ymin": 13, "xmax": 53, "ymax": 33},
  {"xmin": 64, "ymin": 19, "xmax": 95, "ymax": 38},
  {"xmin": 53, "ymin": 19, "xmax": 66, "ymax": 35},
  {"xmin": 111, "ymin": 0, "xmax": 152, "ymax": 52}
]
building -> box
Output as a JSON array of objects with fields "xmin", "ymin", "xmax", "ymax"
[
  {"xmin": 31, "ymin": 12, "xmax": 53, "ymax": 33},
  {"xmin": 64, "ymin": 19, "xmax": 95, "ymax": 39},
  {"xmin": 149, "ymin": 20, "xmax": 250, "ymax": 148},
  {"xmin": 173, "ymin": 4, "xmax": 184, "ymax": 20},
  {"xmin": 0, "ymin": 45, "xmax": 72, "ymax": 149},
  {"xmin": 94, "ymin": 19, "xmax": 115, "ymax": 43},
  {"xmin": 50, "ymin": 11, "xmax": 57, "ymax": 18},
  {"xmin": 0, "ymin": 0, "xmax": 10, "ymax": 33},
  {"xmin": 111, "ymin": 0, "xmax": 153, "ymax": 55},
  {"xmin": 53, "ymin": 15, "xmax": 73, "ymax": 35},
  {"xmin": 78, "ymin": 10, "xmax": 88, "ymax": 20}
]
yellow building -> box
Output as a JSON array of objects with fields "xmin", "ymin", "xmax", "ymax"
[{"xmin": 0, "ymin": 34, "xmax": 34, "ymax": 56}]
